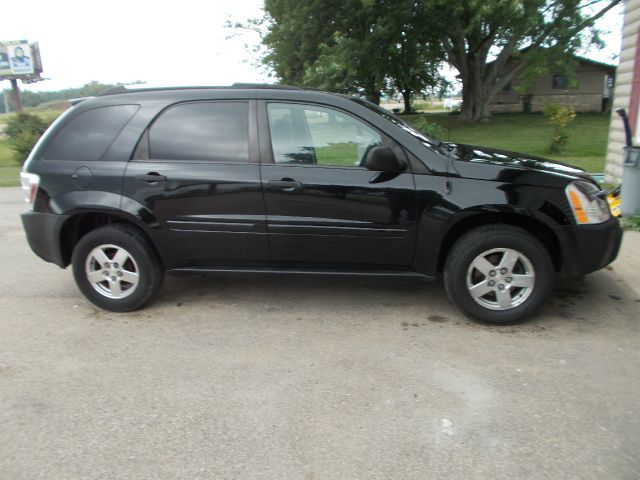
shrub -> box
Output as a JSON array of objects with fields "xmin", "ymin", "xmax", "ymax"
[
  {"xmin": 543, "ymin": 103, "xmax": 576, "ymax": 154},
  {"xmin": 409, "ymin": 115, "xmax": 446, "ymax": 140},
  {"xmin": 623, "ymin": 213, "xmax": 640, "ymax": 231},
  {"xmin": 4, "ymin": 112, "xmax": 51, "ymax": 165}
]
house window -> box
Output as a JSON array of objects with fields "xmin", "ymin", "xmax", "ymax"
[{"xmin": 553, "ymin": 74, "xmax": 569, "ymax": 89}]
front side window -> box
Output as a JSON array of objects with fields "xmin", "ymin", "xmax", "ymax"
[
  {"xmin": 149, "ymin": 102, "xmax": 249, "ymax": 162},
  {"xmin": 42, "ymin": 104, "xmax": 138, "ymax": 161},
  {"xmin": 267, "ymin": 103, "xmax": 382, "ymax": 167}
]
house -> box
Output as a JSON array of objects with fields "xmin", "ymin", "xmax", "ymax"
[
  {"xmin": 491, "ymin": 56, "xmax": 615, "ymax": 114},
  {"xmin": 605, "ymin": 0, "xmax": 640, "ymax": 184}
]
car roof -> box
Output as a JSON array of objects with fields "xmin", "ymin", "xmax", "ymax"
[{"xmin": 71, "ymin": 83, "xmax": 355, "ymax": 108}]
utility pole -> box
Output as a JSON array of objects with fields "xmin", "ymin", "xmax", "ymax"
[
  {"xmin": 9, "ymin": 78, "xmax": 22, "ymax": 112},
  {"xmin": 2, "ymin": 88, "xmax": 9, "ymax": 114}
]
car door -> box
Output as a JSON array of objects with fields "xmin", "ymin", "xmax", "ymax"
[
  {"xmin": 122, "ymin": 100, "xmax": 269, "ymax": 268},
  {"xmin": 259, "ymin": 101, "xmax": 418, "ymax": 267}
]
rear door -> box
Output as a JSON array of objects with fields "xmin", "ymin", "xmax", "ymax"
[
  {"xmin": 122, "ymin": 100, "xmax": 269, "ymax": 268},
  {"xmin": 259, "ymin": 101, "xmax": 418, "ymax": 268}
]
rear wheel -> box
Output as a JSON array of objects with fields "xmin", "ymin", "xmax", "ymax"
[
  {"xmin": 72, "ymin": 224, "xmax": 163, "ymax": 312},
  {"xmin": 444, "ymin": 225, "xmax": 554, "ymax": 324}
]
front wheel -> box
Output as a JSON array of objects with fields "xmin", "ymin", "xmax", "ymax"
[
  {"xmin": 72, "ymin": 224, "xmax": 164, "ymax": 312},
  {"xmin": 444, "ymin": 225, "xmax": 554, "ymax": 324}
]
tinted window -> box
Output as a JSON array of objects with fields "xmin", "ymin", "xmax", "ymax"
[
  {"xmin": 267, "ymin": 103, "xmax": 382, "ymax": 167},
  {"xmin": 42, "ymin": 105, "xmax": 138, "ymax": 161},
  {"xmin": 149, "ymin": 102, "xmax": 249, "ymax": 162}
]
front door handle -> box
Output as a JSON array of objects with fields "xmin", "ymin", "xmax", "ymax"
[
  {"xmin": 267, "ymin": 179, "xmax": 303, "ymax": 192},
  {"xmin": 135, "ymin": 172, "xmax": 167, "ymax": 183}
]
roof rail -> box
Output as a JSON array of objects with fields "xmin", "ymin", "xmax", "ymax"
[
  {"xmin": 95, "ymin": 83, "xmax": 303, "ymax": 97},
  {"xmin": 231, "ymin": 82, "xmax": 302, "ymax": 90},
  {"xmin": 69, "ymin": 96, "xmax": 93, "ymax": 105}
]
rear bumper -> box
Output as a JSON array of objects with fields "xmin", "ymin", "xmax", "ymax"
[
  {"xmin": 21, "ymin": 211, "xmax": 70, "ymax": 268},
  {"xmin": 552, "ymin": 217, "xmax": 623, "ymax": 277}
]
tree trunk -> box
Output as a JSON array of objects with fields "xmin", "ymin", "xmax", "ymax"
[
  {"xmin": 459, "ymin": 82, "xmax": 492, "ymax": 122},
  {"xmin": 402, "ymin": 89, "xmax": 412, "ymax": 114},
  {"xmin": 364, "ymin": 84, "xmax": 381, "ymax": 105}
]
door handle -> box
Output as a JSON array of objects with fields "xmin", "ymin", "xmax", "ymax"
[
  {"xmin": 267, "ymin": 179, "xmax": 303, "ymax": 192},
  {"xmin": 135, "ymin": 172, "xmax": 167, "ymax": 183}
]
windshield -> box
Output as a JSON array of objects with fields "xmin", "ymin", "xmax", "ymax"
[{"xmin": 348, "ymin": 97, "xmax": 441, "ymax": 149}]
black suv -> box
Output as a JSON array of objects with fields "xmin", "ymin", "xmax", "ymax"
[{"xmin": 20, "ymin": 85, "xmax": 622, "ymax": 323}]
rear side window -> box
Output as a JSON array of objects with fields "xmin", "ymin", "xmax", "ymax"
[
  {"xmin": 148, "ymin": 102, "xmax": 249, "ymax": 162},
  {"xmin": 42, "ymin": 105, "xmax": 138, "ymax": 161}
]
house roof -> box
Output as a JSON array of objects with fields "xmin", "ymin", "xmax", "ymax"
[{"xmin": 485, "ymin": 47, "xmax": 616, "ymax": 73}]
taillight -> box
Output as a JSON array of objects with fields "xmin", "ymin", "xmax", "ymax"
[{"xmin": 20, "ymin": 172, "xmax": 40, "ymax": 210}]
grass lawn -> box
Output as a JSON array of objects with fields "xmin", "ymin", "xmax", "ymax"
[
  {"xmin": 0, "ymin": 139, "xmax": 20, "ymax": 187},
  {"xmin": 404, "ymin": 112, "xmax": 610, "ymax": 173}
]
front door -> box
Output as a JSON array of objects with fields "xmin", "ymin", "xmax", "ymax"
[
  {"xmin": 259, "ymin": 101, "xmax": 418, "ymax": 268},
  {"xmin": 122, "ymin": 100, "xmax": 269, "ymax": 268}
]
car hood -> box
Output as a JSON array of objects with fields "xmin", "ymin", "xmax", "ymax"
[{"xmin": 445, "ymin": 143, "xmax": 596, "ymax": 187}]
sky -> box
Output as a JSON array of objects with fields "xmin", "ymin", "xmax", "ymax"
[{"xmin": 1, "ymin": 0, "xmax": 626, "ymax": 93}]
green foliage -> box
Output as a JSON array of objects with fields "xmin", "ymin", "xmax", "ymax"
[
  {"xmin": 409, "ymin": 115, "xmax": 446, "ymax": 140},
  {"xmin": 4, "ymin": 112, "xmax": 51, "ymax": 165},
  {"xmin": 622, "ymin": 214, "xmax": 640, "ymax": 231},
  {"xmin": 257, "ymin": 0, "xmax": 444, "ymax": 105},
  {"xmin": 544, "ymin": 103, "xmax": 576, "ymax": 154}
]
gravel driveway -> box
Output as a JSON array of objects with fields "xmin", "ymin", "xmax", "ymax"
[{"xmin": 0, "ymin": 187, "xmax": 639, "ymax": 480}]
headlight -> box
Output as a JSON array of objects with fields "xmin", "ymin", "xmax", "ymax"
[{"xmin": 565, "ymin": 181, "xmax": 611, "ymax": 224}]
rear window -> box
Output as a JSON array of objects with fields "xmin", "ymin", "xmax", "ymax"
[
  {"xmin": 42, "ymin": 104, "xmax": 139, "ymax": 161},
  {"xmin": 148, "ymin": 102, "xmax": 249, "ymax": 162}
]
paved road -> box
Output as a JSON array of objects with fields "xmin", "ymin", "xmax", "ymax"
[{"xmin": 1, "ymin": 187, "xmax": 639, "ymax": 480}]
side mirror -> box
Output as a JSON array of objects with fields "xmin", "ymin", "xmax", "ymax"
[{"xmin": 363, "ymin": 146, "xmax": 405, "ymax": 173}]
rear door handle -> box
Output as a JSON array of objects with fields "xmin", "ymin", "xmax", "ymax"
[
  {"xmin": 135, "ymin": 173, "xmax": 167, "ymax": 183},
  {"xmin": 267, "ymin": 179, "xmax": 303, "ymax": 192}
]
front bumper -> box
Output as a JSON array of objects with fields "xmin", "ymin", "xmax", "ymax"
[
  {"xmin": 552, "ymin": 217, "xmax": 623, "ymax": 277},
  {"xmin": 21, "ymin": 211, "xmax": 70, "ymax": 268}
]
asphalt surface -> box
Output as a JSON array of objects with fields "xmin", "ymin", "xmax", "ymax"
[{"xmin": 1, "ymin": 186, "xmax": 639, "ymax": 480}]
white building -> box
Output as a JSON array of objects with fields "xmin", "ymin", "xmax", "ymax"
[{"xmin": 605, "ymin": 0, "xmax": 640, "ymax": 183}]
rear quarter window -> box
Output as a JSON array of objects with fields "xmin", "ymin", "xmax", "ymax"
[{"xmin": 41, "ymin": 104, "xmax": 139, "ymax": 161}]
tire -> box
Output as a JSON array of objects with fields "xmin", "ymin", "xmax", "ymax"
[
  {"xmin": 71, "ymin": 224, "xmax": 164, "ymax": 312},
  {"xmin": 444, "ymin": 224, "xmax": 554, "ymax": 324}
]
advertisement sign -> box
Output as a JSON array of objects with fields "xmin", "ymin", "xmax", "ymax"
[{"xmin": 0, "ymin": 40, "xmax": 39, "ymax": 78}]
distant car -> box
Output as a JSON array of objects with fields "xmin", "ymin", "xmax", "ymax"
[{"xmin": 20, "ymin": 84, "xmax": 622, "ymax": 324}]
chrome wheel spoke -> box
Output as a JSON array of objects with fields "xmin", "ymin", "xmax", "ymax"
[
  {"xmin": 120, "ymin": 270, "xmax": 139, "ymax": 284},
  {"xmin": 87, "ymin": 270, "xmax": 106, "ymax": 283},
  {"xmin": 109, "ymin": 280, "xmax": 122, "ymax": 297},
  {"xmin": 471, "ymin": 256, "xmax": 495, "ymax": 276},
  {"xmin": 511, "ymin": 274, "xmax": 534, "ymax": 288},
  {"xmin": 499, "ymin": 249, "xmax": 519, "ymax": 271},
  {"xmin": 469, "ymin": 280, "xmax": 493, "ymax": 298},
  {"xmin": 92, "ymin": 248, "xmax": 110, "ymax": 266},
  {"xmin": 112, "ymin": 248, "xmax": 130, "ymax": 268},
  {"xmin": 496, "ymin": 289, "xmax": 512, "ymax": 309}
]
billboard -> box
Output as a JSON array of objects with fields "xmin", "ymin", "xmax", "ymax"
[{"xmin": 0, "ymin": 40, "xmax": 42, "ymax": 79}]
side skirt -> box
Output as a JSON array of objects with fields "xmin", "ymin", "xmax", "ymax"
[{"xmin": 168, "ymin": 266, "xmax": 435, "ymax": 281}]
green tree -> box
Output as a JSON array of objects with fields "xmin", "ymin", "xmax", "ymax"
[
  {"xmin": 436, "ymin": 0, "xmax": 621, "ymax": 122},
  {"xmin": 256, "ymin": 0, "xmax": 444, "ymax": 108},
  {"xmin": 4, "ymin": 113, "xmax": 51, "ymax": 165}
]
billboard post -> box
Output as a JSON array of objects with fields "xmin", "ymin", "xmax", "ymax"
[{"xmin": 0, "ymin": 40, "xmax": 45, "ymax": 112}]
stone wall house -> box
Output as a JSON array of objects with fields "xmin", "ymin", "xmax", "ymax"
[
  {"xmin": 605, "ymin": 0, "xmax": 640, "ymax": 184},
  {"xmin": 491, "ymin": 56, "xmax": 615, "ymax": 115}
]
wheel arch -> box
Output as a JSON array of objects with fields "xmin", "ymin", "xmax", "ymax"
[
  {"xmin": 59, "ymin": 210, "xmax": 162, "ymax": 268},
  {"xmin": 435, "ymin": 212, "xmax": 562, "ymax": 273}
]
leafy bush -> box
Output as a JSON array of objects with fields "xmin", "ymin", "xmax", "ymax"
[
  {"xmin": 4, "ymin": 112, "xmax": 51, "ymax": 165},
  {"xmin": 622, "ymin": 214, "xmax": 640, "ymax": 232},
  {"xmin": 543, "ymin": 103, "xmax": 576, "ymax": 154},
  {"xmin": 409, "ymin": 115, "xmax": 446, "ymax": 140}
]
